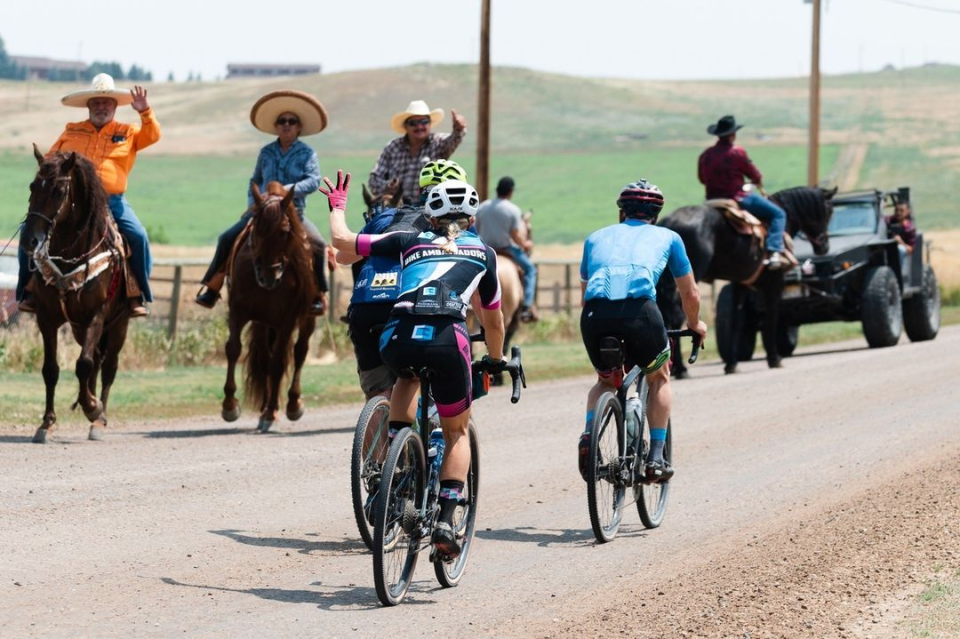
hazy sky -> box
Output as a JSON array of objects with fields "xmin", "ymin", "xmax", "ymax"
[{"xmin": 3, "ymin": 0, "xmax": 959, "ymax": 82}]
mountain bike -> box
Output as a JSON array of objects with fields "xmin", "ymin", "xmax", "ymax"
[
  {"xmin": 585, "ymin": 329, "xmax": 702, "ymax": 543},
  {"xmin": 372, "ymin": 345, "xmax": 525, "ymax": 606}
]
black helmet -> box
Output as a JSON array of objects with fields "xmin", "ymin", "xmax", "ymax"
[{"xmin": 617, "ymin": 179, "xmax": 665, "ymax": 220}]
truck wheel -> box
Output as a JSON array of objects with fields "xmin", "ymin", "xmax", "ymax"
[
  {"xmin": 903, "ymin": 265, "xmax": 940, "ymax": 342},
  {"xmin": 861, "ymin": 265, "xmax": 902, "ymax": 348},
  {"xmin": 777, "ymin": 324, "xmax": 799, "ymax": 357},
  {"xmin": 716, "ymin": 284, "xmax": 757, "ymax": 363}
]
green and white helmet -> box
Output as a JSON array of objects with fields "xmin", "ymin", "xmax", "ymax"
[{"xmin": 419, "ymin": 159, "xmax": 468, "ymax": 189}]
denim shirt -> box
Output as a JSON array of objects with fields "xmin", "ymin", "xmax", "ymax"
[{"xmin": 247, "ymin": 139, "xmax": 320, "ymax": 213}]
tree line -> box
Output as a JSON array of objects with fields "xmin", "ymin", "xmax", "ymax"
[{"xmin": 0, "ymin": 35, "xmax": 152, "ymax": 82}]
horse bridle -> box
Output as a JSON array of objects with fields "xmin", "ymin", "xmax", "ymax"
[
  {"xmin": 26, "ymin": 176, "xmax": 73, "ymax": 233},
  {"xmin": 249, "ymin": 194, "xmax": 289, "ymax": 290}
]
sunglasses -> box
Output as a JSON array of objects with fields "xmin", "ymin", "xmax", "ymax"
[
  {"xmin": 276, "ymin": 117, "xmax": 300, "ymax": 126},
  {"xmin": 405, "ymin": 117, "xmax": 431, "ymax": 127}
]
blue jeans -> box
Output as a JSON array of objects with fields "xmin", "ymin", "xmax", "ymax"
[
  {"xmin": 508, "ymin": 246, "xmax": 538, "ymax": 308},
  {"xmin": 739, "ymin": 192, "xmax": 786, "ymax": 253},
  {"xmin": 17, "ymin": 194, "xmax": 153, "ymax": 301}
]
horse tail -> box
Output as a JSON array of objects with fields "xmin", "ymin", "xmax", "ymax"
[{"xmin": 243, "ymin": 323, "xmax": 274, "ymax": 412}]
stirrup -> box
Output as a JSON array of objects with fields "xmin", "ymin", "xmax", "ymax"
[{"xmin": 195, "ymin": 287, "xmax": 220, "ymax": 309}]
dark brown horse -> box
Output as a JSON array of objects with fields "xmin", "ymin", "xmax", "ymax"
[
  {"xmin": 657, "ymin": 186, "xmax": 836, "ymax": 376},
  {"xmin": 221, "ymin": 182, "xmax": 319, "ymax": 432},
  {"xmin": 20, "ymin": 146, "xmax": 131, "ymax": 443}
]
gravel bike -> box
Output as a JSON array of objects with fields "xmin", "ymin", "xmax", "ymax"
[
  {"xmin": 372, "ymin": 345, "xmax": 525, "ymax": 606},
  {"xmin": 585, "ymin": 329, "xmax": 702, "ymax": 543}
]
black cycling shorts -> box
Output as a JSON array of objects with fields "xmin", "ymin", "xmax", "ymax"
[
  {"xmin": 581, "ymin": 297, "xmax": 669, "ymax": 377},
  {"xmin": 347, "ymin": 302, "xmax": 395, "ymax": 372},
  {"xmin": 379, "ymin": 316, "xmax": 473, "ymax": 417}
]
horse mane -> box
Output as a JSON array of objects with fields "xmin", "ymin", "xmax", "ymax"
[
  {"xmin": 771, "ymin": 186, "xmax": 831, "ymax": 227},
  {"xmin": 44, "ymin": 152, "xmax": 112, "ymax": 252}
]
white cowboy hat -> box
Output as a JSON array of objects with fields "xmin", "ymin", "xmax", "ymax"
[
  {"xmin": 61, "ymin": 73, "xmax": 133, "ymax": 108},
  {"xmin": 390, "ymin": 100, "xmax": 444, "ymax": 134},
  {"xmin": 250, "ymin": 90, "xmax": 328, "ymax": 136}
]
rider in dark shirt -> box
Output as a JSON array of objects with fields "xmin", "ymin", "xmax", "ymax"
[
  {"xmin": 322, "ymin": 172, "xmax": 505, "ymax": 559},
  {"xmin": 698, "ymin": 115, "xmax": 787, "ymax": 270}
]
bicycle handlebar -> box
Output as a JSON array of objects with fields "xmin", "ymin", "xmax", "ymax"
[
  {"xmin": 472, "ymin": 346, "xmax": 526, "ymax": 403},
  {"xmin": 666, "ymin": 328, "xmax": 703, "ymax": 365}
]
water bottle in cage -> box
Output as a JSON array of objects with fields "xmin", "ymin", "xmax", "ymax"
[
  {"xmin": 625, "ymin": 396, "xmax": 641, "ymax": 443},
  {"xmin": 427, "ymin": 427, "xmax": 445, "ymax": 469}
]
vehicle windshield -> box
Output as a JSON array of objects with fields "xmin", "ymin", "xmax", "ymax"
[{"xmin": 828, "ymin": 201, "xmax": 877, "ymax": 236}]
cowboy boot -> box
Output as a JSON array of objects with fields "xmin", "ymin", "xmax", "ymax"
[
  {"xmin": 18, "ymin": 280, "xmax": 36, "ymax": 314},
  {"xmin": 196, "ymin": 272, "xmax": 225, "ymax": 309},
  {"xmin": 127, "ymin": 296, "xmax": 149, "ymax": 318}
]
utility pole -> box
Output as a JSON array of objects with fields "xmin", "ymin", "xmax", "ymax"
[
  {"xmin": 808, "ymin": 0, "xmax": 821, "ymax": 187},
  {"xmin": 476, "ymin": 0, "xmax": 491, "ymax": 200}
]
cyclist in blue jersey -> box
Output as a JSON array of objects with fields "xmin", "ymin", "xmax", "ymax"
[
  {"xmin": 337, "ymin": 159, "xmax": 468, "ymax": 400},
  {"xmin": 322, "ymin": 172, "xmax": 506, "ymax": 558},
  {"xmin": 578, "ymin": 180, "xmax": 707, "ymax": 483}
]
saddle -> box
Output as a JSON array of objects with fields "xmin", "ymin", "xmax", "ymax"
[{"xmin": 706, "ymin": 199, "xmax": 799, "ymax": 286}]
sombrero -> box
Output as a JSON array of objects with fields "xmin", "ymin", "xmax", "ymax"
[
  {"xmin": 250, "ymin": 90, "xmax": 328, "ymax": 136},
  {"xmin": 61, "ymin": 74, "xmax": 133, "ymax": 108},
  {"xmin": 390, "ymin": 100, "xmax": 444, "ymax": 134}
]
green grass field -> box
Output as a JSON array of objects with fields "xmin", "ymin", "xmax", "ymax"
[{"xmin": 0, "ymin": 144, "xmax": 840, "ymax": 246}]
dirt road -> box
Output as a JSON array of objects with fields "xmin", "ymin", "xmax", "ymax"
[{"xmin": 2, "ymin": 328, "xmax": 959, "ymax": 638}]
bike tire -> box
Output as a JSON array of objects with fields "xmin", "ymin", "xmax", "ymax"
[
  {"xmin": 587, "ymin": 392, "xmax": 625, "ymax": 543},
  {"xmin": 351, "ymin": 396, "xmax": 392, "ymax": 550},
  {"xmin": 635, "ymin": 380, "xmax": 672, "ymax": 528},
  {"xmin": 372, "ymin": 427, "xmax": 426, "ymax": 606},
  {"xmin": 435, "ymin": 419, "xmax": 480, "ymax": 588}
]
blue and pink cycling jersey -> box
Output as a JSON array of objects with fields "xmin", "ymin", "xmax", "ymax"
[{"xmin": 357, "ymin": 229, "xmax": 501, "ymax": 317}]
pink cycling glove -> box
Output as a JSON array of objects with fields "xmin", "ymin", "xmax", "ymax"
[{"xmin": 319, "ymin": 170, "xmax": 351, "ymax": 211}]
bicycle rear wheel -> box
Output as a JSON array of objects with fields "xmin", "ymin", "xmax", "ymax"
[
  {"xmin": 373, "ymin": 427, "xmax": 426, "ymax": 606},
  {"xmin": 435, "ymin": 419, "xmax": 480, "ymax": 588},
  {"xmin": 351, "ymin": 396, "xmax": 391, "ymax": 550},
  {"xmin": 635, "ymin": 379, "xmax": 672, "ymax": 528},
  {"xmin": 587, "ymin": 392, "xmax": 625, "ymax": 543}
]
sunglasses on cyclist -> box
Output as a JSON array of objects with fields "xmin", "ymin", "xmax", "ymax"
[
  {"xmin": 276, "ymin": 117, "xmax": 300, "ymax": 126},
  {"xmin": 405, "ymin": 117, "xmax": 431, "ymax": 127}
]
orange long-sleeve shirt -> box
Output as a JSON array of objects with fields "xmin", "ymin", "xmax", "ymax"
[{"xmin": 47, "ymin": 108, "xmax": 161, "ymax": 195}]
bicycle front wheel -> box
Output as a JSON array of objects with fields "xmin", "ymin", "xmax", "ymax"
[
  {"xmin": 587, "ymin": 392, "xmax": 625, "ymax": 543},
  {"xmin": 372, "ymin": 427, "xmax": 426, "ymax": 606},
  {"xmin": 435, "ymin": 419, "xmax": 480, "ymax": 588},
  {"xmin": 351, "ymin": 396, "xmax": 392, "ymax": 550},
  {"xmin": 635, "ymin": 377, "xmax": 672, "ymax": 528}
]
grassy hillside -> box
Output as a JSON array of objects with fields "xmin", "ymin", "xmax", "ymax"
[{"xmin": 1, "ymin": 63, "xmax": 957, "ymax": 243}]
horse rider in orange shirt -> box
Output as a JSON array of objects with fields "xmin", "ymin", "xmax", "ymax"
[{"xmin": 17, "ymin": 73, "xmax": 160, "ymax": 317}]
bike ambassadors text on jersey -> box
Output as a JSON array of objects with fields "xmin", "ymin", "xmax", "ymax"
[{"xmin": 403, "ymin": 244, "xmax": 488, "ymax": 267}]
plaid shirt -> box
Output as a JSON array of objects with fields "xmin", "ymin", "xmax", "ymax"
[
  {"xmin": 368, "ymin": 129, "xmax": 466, "ymax": 203},
  {"xmin": 697, "ymin": 139, "xmax": 762, "ymax": 200}
]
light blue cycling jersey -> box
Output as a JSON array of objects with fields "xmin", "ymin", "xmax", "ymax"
[{"xmin": 580, "ymin": 218, "xmax": 692, "ymax": 302}]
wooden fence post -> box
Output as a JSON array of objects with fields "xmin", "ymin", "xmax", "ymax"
[
  {"xmin": 564, "ymin": 263, "xmax": 572, "ymax": 314},
  {"xmin": 167, "ymin": 265, "xmax": 182, "ymax": 340}
]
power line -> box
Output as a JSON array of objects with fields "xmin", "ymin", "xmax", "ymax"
[{"xmin": 878, "ymin": 0, "xmax": 960, "ymax": 14}]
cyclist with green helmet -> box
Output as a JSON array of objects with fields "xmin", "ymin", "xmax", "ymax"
[{"xmin": 338, "ymin": 159, "xmax": 469, "ymax": 400}]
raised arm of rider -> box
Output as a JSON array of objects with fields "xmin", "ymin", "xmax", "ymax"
[{"xmin": 675, "ymin": 272, "xmax": 708, "ymax": 340}]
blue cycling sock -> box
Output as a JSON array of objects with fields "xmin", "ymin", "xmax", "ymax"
[
  {"xmin": 648, "ymin": 428, "xmax": 667, "ymax": 463},
  {"xmin": 584, "ymin": 410, "xmax": 595, "ymax": 434},
  {"xmin": 388, "ymin": 421, "xmax": 411, "ymax": 440},
  {"xmin": 438, "ymin": 479, "xmax": 465, "ymax": 523}
]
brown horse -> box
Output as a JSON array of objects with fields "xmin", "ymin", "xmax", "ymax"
[
  {"xmin": 221, "ymin": 182, "xmax": 319, "ymax": 432},
  {"xmin": 20, "ymin": 146, "xmax": 131, "ymax": 443}
]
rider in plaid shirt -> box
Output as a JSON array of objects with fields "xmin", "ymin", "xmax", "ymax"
[{"xmin": 368, "ymin": 100, "xmax": 466, "ymax": 205}]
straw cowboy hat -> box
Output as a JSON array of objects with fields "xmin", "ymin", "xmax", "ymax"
[
  {"xmin": 61, "ymin": 73, "xmax": 134, "ymax": 108},
  {"xmin": 390, "ymin": 100, "xmax": 444, "ymax": 134},
  {"xmin": 250, "ymin": 90, "xmax": 328, "ymax": 136}
]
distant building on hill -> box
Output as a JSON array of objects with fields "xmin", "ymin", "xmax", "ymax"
[
  {"xmin": 10, "ymin": 56, "xmax": 87, "ymax": 81},
  {"xmin": 226, "ymin": 63, "xmax": 321, "ymax": 79}
]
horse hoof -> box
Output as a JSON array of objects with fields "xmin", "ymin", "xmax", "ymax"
[
  {"xmin": 724, "ymin": 364, "xmax": 738, "ymax": 375},
  {"xmin": 285, "ymin": 400, "xmax": 304, "ymax": 422},
  {"xmin": 222, "ymin": 406, "xmax": 241, "ymax": 422},
  {"xmin": 674, "ymin": 369, "xmax": 690, "ymax": 380},
  {"xmin": 88, "ymin": 423, "xmax": 106, "ymax": 441},
  {"xmin": 768, "ymin": 359, "xmax": 783, "ymax": 369},
  {"xmin": 32, "ymin": 429, "xmax": 50, "ymax": 444},
  {"xmin": 257, "ymin": 418, "xmax": 275, "ymax": 433},
  {"xmin": 83, "ymin": 399, "xmax": 104, "ymax": 422}
]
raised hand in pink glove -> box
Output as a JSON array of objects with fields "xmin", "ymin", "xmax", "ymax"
[{"xmin": 319, "ymin": 170, "xmax": 351, "ymax": 211}]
